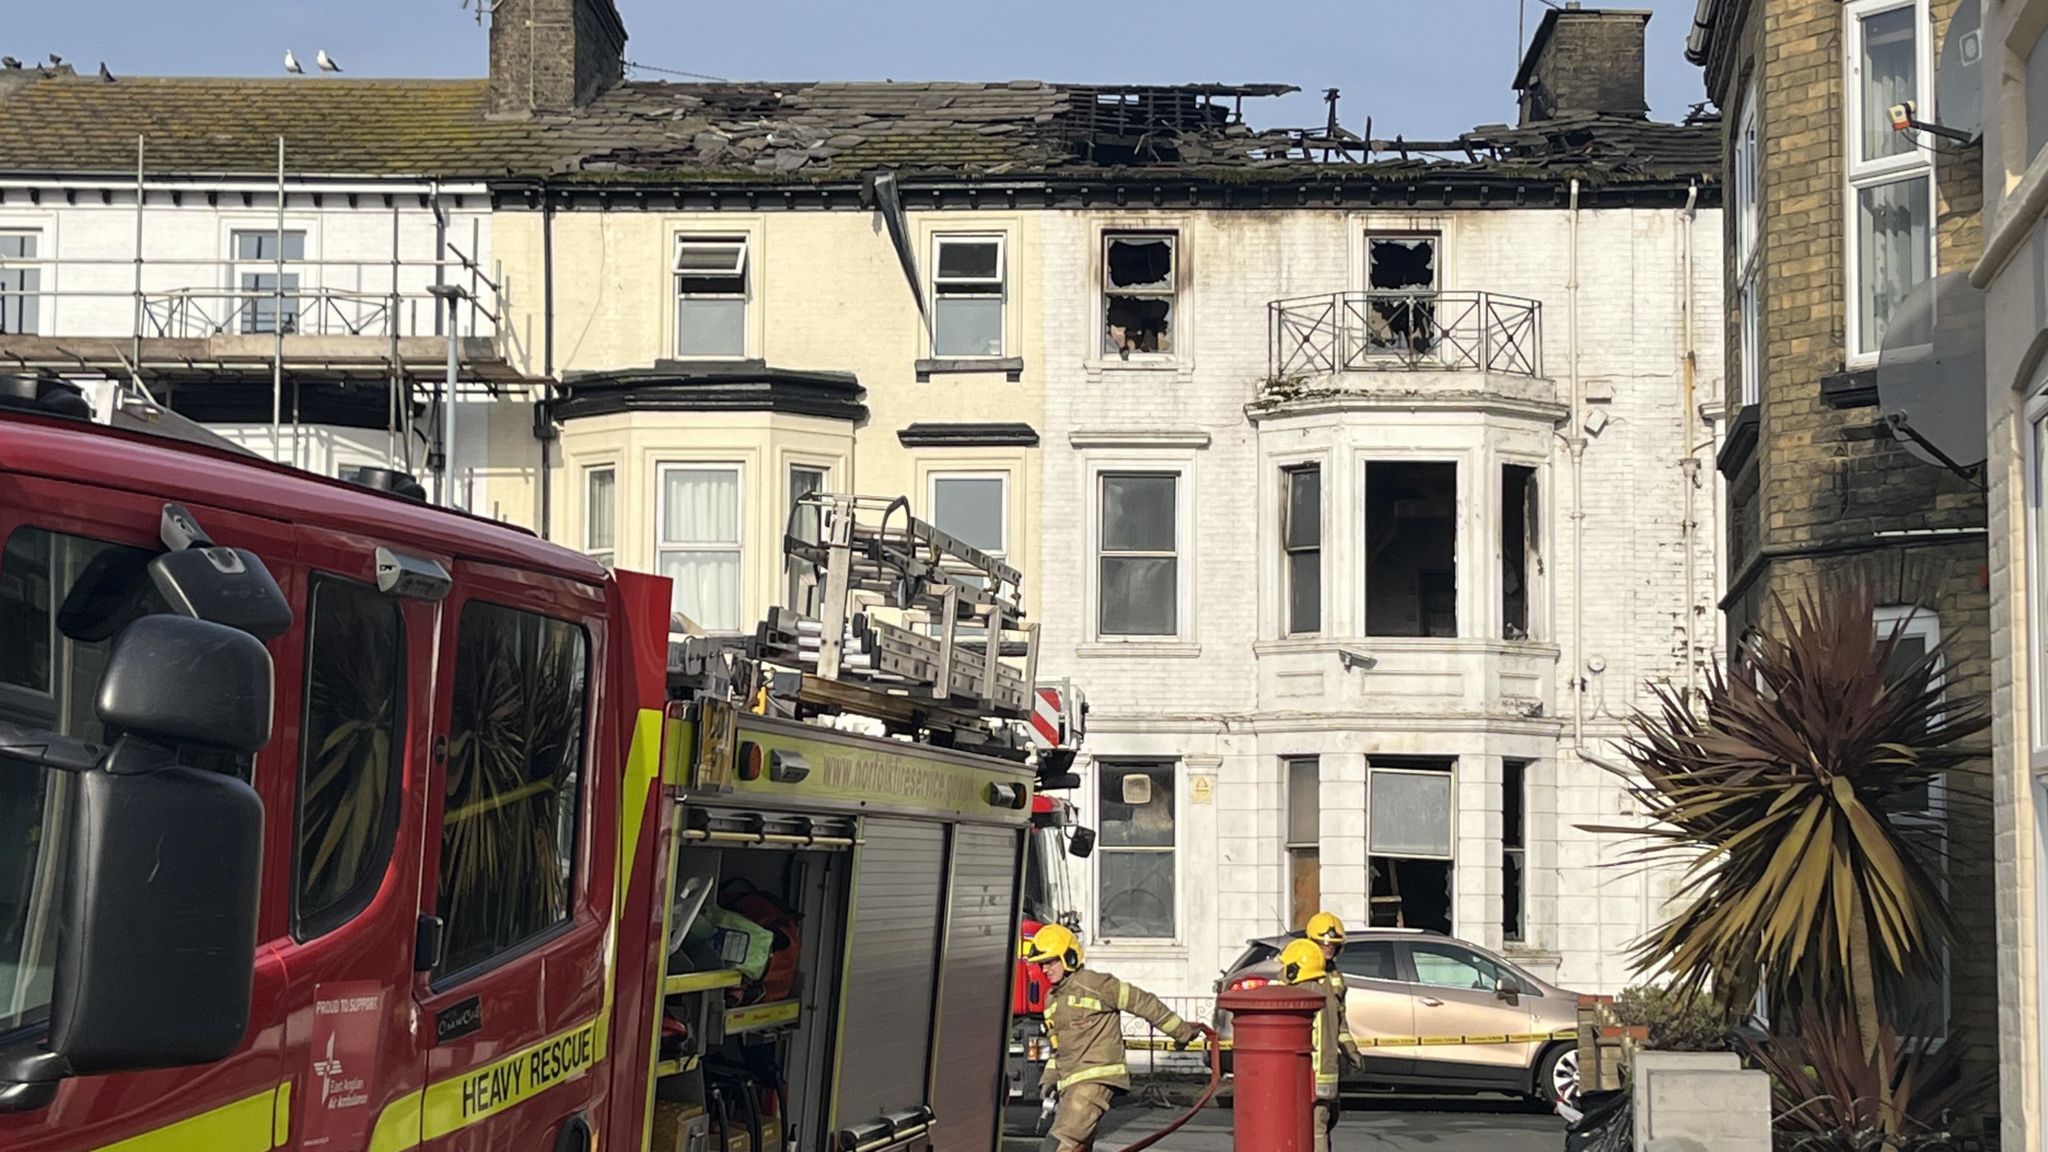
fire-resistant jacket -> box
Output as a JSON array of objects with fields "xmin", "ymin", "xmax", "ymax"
[
  {"xmin": 1043, "ymin": 968, "xmax": 1197, "ymax": 1093},
  {"xmin": 1311, "ymin": 977, "xmax": 1362, "ymax": 1099}
]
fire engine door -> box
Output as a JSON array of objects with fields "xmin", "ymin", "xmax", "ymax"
[{"xmin": 412, "ymin": 561, "xmax": 614, "ymax": 1152}]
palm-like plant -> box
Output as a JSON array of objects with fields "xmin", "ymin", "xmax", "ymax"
[
  {"xmin": 298, "ymin": 584, "xmax": 404, "ymax": 916},
  {"xmin": 1595, "ymin": 583, "xmax": 1985, "ymax": 1061},
  {"xmin": 438, "ymin": 604, "xmax": 587, "ymax": 973}
]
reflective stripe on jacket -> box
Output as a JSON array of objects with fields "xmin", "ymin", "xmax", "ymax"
[
  {"xmin": 1043, "ymin": 968, "xmax": 1196, "ymax": 1092},
  {"xmin": 1310, "ymin": 978, "xmax": 1359, "ymax": 1098}
]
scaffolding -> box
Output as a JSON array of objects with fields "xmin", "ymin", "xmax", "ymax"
[{"xmin": 0, "ymin": 136, "xmax": 526, "ymax": 502}]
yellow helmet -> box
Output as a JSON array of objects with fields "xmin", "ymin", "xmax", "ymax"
[
  {"xmin": 1305, "ymin": 911, "xmax": 1346, "ymax": 946},
  {"xmin": 1278, "ymin": 939, "xmax": 1328, "ymax": 985},
  {"xmin": 1021, "ymin": 923, "xmax": 1083, "ymax": 968}
]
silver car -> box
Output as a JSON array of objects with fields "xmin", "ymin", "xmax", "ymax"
[{"xmin": 1212, "ymin": 928, "xmax": 1583, "ymax": 1105}]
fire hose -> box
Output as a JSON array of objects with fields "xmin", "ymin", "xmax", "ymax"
[{"xmin": 1091, "ymin": 1024, "xmax": 1223, "ymax": 1152}]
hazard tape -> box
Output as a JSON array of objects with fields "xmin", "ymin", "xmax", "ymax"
[{"xmin": 1124, "ymin": 1029, "xmax": 1576, "ymax": 1052}]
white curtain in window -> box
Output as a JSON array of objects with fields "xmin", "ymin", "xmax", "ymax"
[
  {"xmin": 1860, "ymin": 7, "xmax": 1917, "ymax": 162},
  {"xmin": 661, "ymin": 469, "xmax": 741, "ymax": 632},
  {"xmin": 663, "ymin": 468, "xmax": 739, "ymax": 543},
  {"xmin": 1856, "ymin": 178, "xmax": 1931, "ymax": 354}
]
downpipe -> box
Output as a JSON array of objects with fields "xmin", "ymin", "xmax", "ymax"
[
  {"xmin": 1680, "ymin": 181, "xmax": 1699, "ymax": 707},
  {"xmin": 1567, "ymin": 177, "xmax": 1586, "ymax": 752}
]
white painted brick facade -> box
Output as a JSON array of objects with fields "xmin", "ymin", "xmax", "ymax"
[
  {"xmin": 0, "ymin": 179, "xmax": 498, "ymax": 484},
  {"xmin": 1036, "ymin": 204, "xmax": 1724, "ymax": 1001}
]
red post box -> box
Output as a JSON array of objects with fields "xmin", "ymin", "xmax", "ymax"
[{"xmin": 1218, "ymin": 983, "xmax": 1325, "ymax": 1152}]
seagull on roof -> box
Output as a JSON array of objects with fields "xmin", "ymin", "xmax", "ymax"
[
  {"xmin": 1, "ymin": 58, "xmax": 20, "ymax": 70},
  {"xmin": 284, "ymin": 50, "xmax": 303, "ymax": 75},
  {"xmin": 98, "ymin": 62, "xmax": 114, "ymax": 82},
  {"xmin": 316, "ymin": 50, "xmax": 340, "ymax": 73}
]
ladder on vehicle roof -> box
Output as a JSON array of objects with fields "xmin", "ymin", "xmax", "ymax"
[{"xmin": 667, "ymin": 493, "xmax": 1040, "ymax": 757}]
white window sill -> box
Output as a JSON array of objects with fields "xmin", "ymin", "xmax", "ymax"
[
  {"xmin": 1078, "ymin": 640, "xmax": 1202, "ymax": 659},
  {"xmin": 1089, "ymin": 940, "xmax": 1188, "ymax": 958},
  {"xmin": 1086, "ymin": 357, "xmax": 1184, "ymax": 374}
]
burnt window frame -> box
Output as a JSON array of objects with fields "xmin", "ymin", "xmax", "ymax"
[
  {"xmin": 291, "ymin": 573, "xmax": 408, "ymax": 942},
  {"xmin": 1099, "ymin": 230, "xmax": 1179, "ymax": 360}
]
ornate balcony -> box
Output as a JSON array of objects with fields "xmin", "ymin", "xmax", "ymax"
[{"xmin": 1255, "ymin": 290, "xmax": 1552, "ymax": 418}]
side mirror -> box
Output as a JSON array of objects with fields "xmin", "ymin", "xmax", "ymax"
[
  {"xmin": 1495, "ymin": 977, "xmax": 1520, "ymax": 1002},
  {"xmin": 0, "ymin": 615, "xmax": 271, "ymax": 1112},
  {"xmin": 1067, "ymin": 826, "xmax": 1097, "ymax": 860}
]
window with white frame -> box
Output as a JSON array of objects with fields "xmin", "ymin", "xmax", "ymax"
[
  {"xmin": 657, "ymin": 464, "xmax": 742, "ymax": 632},
  {"xmin": 0, "ymin": 231, "xmax": 40, "ymax": 336},
  {"xmin": 1733, "ymin": 82, "xmax": 1762, "ymax": 406},
  {"xmin": 1285, "ymin": 756, "xmax": 1320, "ymax": 930},
  {"xmin": 1367, "ymin": 757, "xmax": 1455, "ymax": 935},
  {"xmin": 582, "ymin": 465, "xmax": 615, "ymax": 567},
  {"xmin": 674, "ymin": 236, "xmax": 748, "ymax": 358},
  {"xmin": 1875, "ymin": 603, "xmax": 1948, "ymax": 1042},
  {"xmin": 1097, "ymin": 472, "xmax": 1179, "ymax": 637},
  {"xmin": 1096, "ymin": 761, "xmax": 1176, "ymax": 939},
  {"xmin": 1845, "ymin": 0, "xmax": 1934, "ymax": 362},
  {"xmin": 1102, "ymin": 233, "xmax": 1176, "ymax": 357},
  {"xmin": 931, "ymin": 236, "xmax": 1005, "ymax": 357},
  {"xmin": 1503, "ymin": 759, "xmax": 1528, "ymax": 943},
  {"xmin": 232, "ymin": 230, "xmax": 305, "ymax": 335},
  {"xmin": 784, "ymin": 464, "xmax": 827, "ymax": 613},
  {"xmin": 1282, "ymin": 465, "xmax": 1322, "ymax": 635}
]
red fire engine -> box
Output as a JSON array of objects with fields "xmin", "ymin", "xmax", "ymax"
[
  {"xmin": 1003, "ymin": 680, "xmax": 1090, "ymax": 1104},
  {"xmin": 0, "ymin": 378, "xmax": 1081, "ymax": 1152}
]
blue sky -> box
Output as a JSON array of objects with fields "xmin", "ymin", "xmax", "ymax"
[{"xmin": 10, "ymin": 0, "xmax": 1713, "ymax": 139}]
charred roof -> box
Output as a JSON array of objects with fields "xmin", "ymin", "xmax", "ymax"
[{"xmin": 0, "ymin": 68, "xmax": 1718, "ymax": 205}]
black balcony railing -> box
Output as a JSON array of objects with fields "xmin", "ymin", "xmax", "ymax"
[{"xmin": 1268, "ymin": 290, "xmax": 1543, "ymax": 380}]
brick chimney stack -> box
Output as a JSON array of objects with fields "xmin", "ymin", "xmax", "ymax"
[
  {"xmin": 488, "ymin": 0, "xmax": 628, "ymax": 117},
  {"xmin": 1513, "ymin": 5, "xmax": 1652, "ymax": 126}
]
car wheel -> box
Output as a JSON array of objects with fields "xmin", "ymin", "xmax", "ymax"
[{"xmin": 1536, "ymin": 1043, "xmax": 1579, "ymax": 1106}]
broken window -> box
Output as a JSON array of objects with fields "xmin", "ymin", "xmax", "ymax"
[
  {"xmin": 1102, "ymin": 233, "xmax": 1176, "ymax": 357},
  {"xmin": 1285, "ymin": 756, "xmax": 1320, "ymax": 930},
  {"xmin": 1283, "ymin": 465, "xmax": 1322, "ymax": 635},
  {"xmin": 674, "ymin": 235, "xmax": 748, "ymax": 358},
  {"xmin": 932, "ymin": 235, "xmax": 1005, "ymax": 357},
  {"xmin": 1503, "ymin": 759, "xmax": 1527, "ymax": 943},
  {"xmin": 1365, "ymin": 462, "xmax": 1458, "ymax": 638},
  {"xmin": 1502, "ymin": 465, "xmax": 1539, "ymax": 640},
  {"xmin": 1367, "ymin": 757, "xmax": 1454, "ymax": 935},
  {"xmin": 1364, "ymin": 234, "xmax": 1438, "ymax": 358}
]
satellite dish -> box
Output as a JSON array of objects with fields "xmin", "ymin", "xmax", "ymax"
[
  {"xmin": 1875, "ymin": 269, "xmax": 1986, "ymax": 471},
  {"xmin": 1937, "ymin": 0, "xmax": 1983, "ymax": 142}
]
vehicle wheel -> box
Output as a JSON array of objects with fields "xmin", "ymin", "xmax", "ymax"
[{"xmin": 1536, "ymin": 1043, "xmax": 1579, "ymax": 1107}]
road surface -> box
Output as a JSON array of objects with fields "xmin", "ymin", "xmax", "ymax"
[{"xmin": 1001, "ymin": 1095, "xmax": 1565, "ymax": 1150}]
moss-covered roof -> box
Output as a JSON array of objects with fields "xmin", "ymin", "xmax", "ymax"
[{"xmin": 0, "ymin": 73, "xmax": 548, "ymax": 178}]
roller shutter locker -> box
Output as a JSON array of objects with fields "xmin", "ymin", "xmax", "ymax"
[
  {"xmin": 833, "ymin": 818, "xmax": 946, "ymax": 1130},
  {"xmin": 929, "ymin": 824, "xmax": 1025, "ymax": 1152}
]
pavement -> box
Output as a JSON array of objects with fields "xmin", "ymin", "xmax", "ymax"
[{"xmin": 1001, "ymin": 1094, "xmax": 1566, "ymax": 1151}]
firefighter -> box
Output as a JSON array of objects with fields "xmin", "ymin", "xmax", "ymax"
[
  {"xmin": 1021, "ymin": 923, "xmax": 1203, "ymax": 1152},
  {"xmin": 1305, "ymin": 909, "xmax": 1346, "ymax": 967},
  {"xmin": 1280, "ymin": 938, "xmax": 1362, "ymax": 1152}
]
